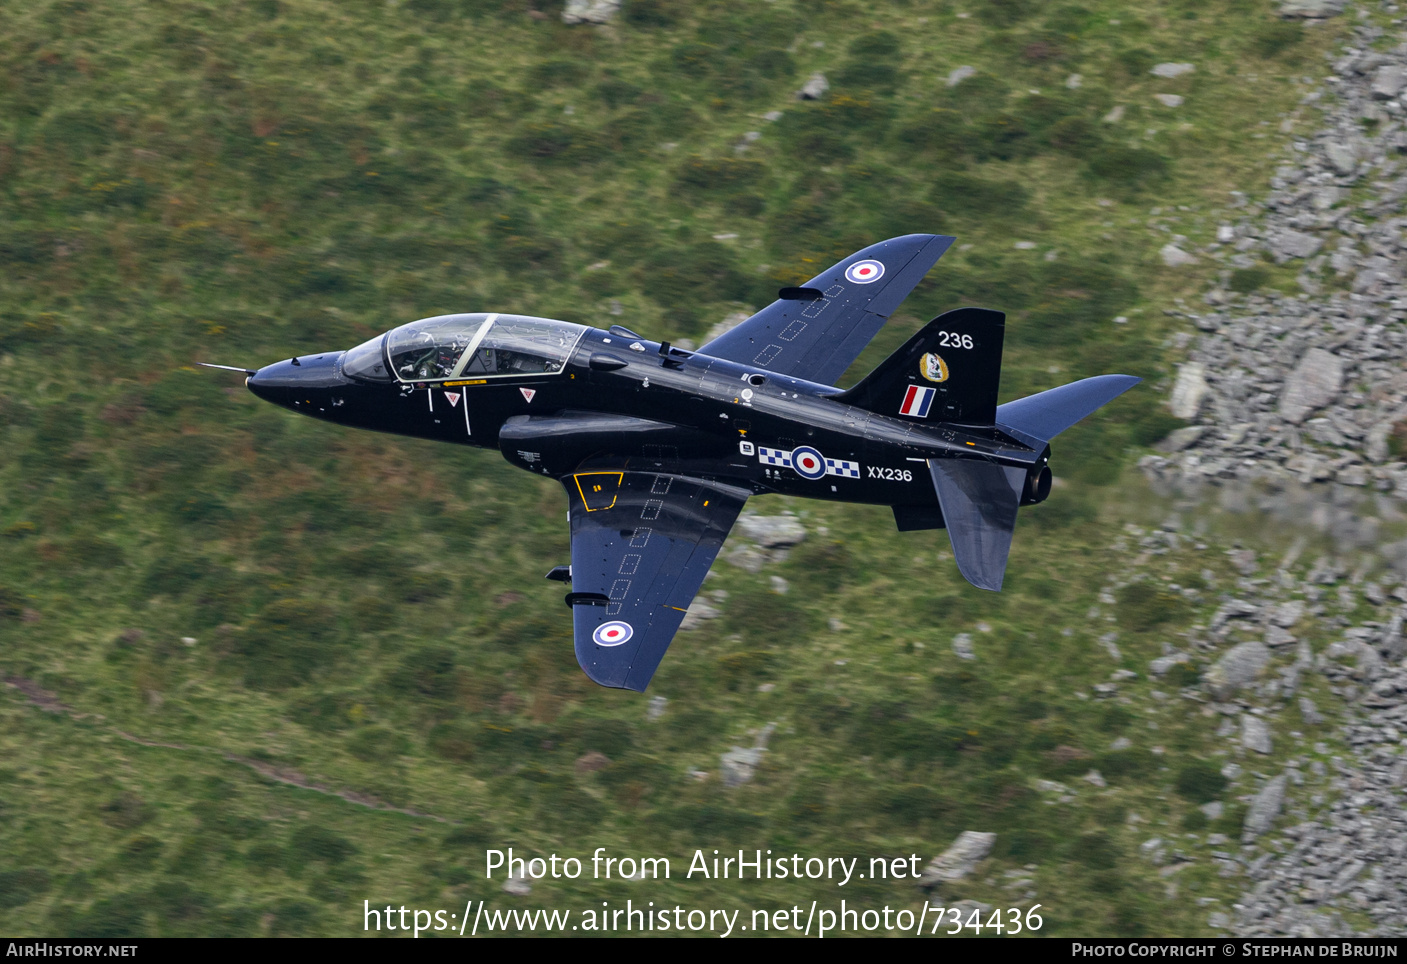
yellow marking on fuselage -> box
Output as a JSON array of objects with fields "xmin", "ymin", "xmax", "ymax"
[{"xmin": 442, "ymin": 379, "xmax": 487, "ymax": 387}]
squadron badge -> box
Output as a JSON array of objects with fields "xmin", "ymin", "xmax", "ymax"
[{"xmin": 921, "ymin": 352, "xmax": 949, "ymax": 383}]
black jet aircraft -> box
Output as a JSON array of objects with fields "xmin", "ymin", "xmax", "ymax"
[{"xmin": 210, "ymin": 234, "xmax": 1137, "ymax": 692}]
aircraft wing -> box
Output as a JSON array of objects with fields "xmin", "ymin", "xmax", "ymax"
[
  {"xmin": 560, "ymin": 470, "xmax": 749, "ymax": 691},
  {"xmin": 698, "ymin": 233, "xmax": 954, "ymax": 386}
]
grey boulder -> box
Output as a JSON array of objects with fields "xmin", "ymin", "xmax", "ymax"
[
  {"xmin": 1243, "ymin": 775, "xmax": 1287, "ymax": 841},
  {"xmin": 1206, "ymin": 641, "xmax": 1271, "ymax": 699},
  {"xmin": 562, "ymin": 0, "xmax": 619, "ymax": 24},
  {"xmin": 921, "ymin": 831, "xmax": 996, "ymax": 886},
  {"xmin": 1277, "ymin": 349, "xmax": 1344, "ymax": 424}
]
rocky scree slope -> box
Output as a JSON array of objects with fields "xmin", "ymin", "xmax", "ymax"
[{"xmin": 1142, "ymin": 15, "xmax": 1407, "ymax": 937}]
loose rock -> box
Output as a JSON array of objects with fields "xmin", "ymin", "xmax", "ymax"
[
  {"xmin": 946, "ymin": 66, "xmax": 976, "ymax": 87},
  {"xmin": 720, "ymin": 723, "xmax": 776, "ymax": 788},
  {"xmin": 1277, "ymin": 0, "xmax": 1347, "ymax": 17},
  {"xmin": 561, "ymin": 0, "xmax": 619, "ymax": 24},
  {"xmin": 1241, "ymin": 715, "xmax": 1273, "ymax": 754},
  {"xmin": 736, "ymin": 513, "xmax": 806, "ymax": 548},
  {"xmin": 1169, "ymin": 363, "xmax": 1210, "ymax": 419},
  {"xmin": 1372, "ymin": 65, "xmax": 1406, "ymax": 100},
  {"xmin": 1206, "ymin": 641, "xmax": 1271, "ymax": 699},
  {"xmin": 797, "ymin": 72, "xmax": 829, "ymax": 100},
  {"xmin": 1277, "ymin": 349, "xmax": 1344, "ymax": 425},
  {"xmin": 680, "ymin": 598, "xmax": 719, "ymax": 630},
  {"xmin": 920, "ymin": 831, "xmax": 996, "ymax": 886},
  {"xmin": 1160, "ymin": 243, "xmax": 1196, "ymax": 266},
  {"xmin": 1266, "ymin": 228, "xmax": 1323, "ymax": 263},
  {"xmin": 1243, "ymin": 775, "xmax": 1287, "ymax": 841}
]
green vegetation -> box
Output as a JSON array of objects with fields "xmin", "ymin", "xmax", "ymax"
[
  {"xmin": 0, "ymin": 0, "xmax": 1352, "ymax": 939},
  {"xmin": 1174, "ymin": 761, "xmax": 1229, "ymax": 805},
  {"xmin": 1388, "ymin": 420, "xmax": 1407, "ymax": 461},
  {"xmin": 1228, "ymin": 266, "xmax": 1271, "ymax": 293}
]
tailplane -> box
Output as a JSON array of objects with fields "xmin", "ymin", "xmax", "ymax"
[
  {"xmin": 923, "ymin": 373, "xmax": 1140, "ymax": 593},
  {"xmin": 995, "ymin": 374, "xmax": 1141, "ymax": 443},
  {"xmin": 837, "ymin": 307, "xmax": 1004, "ymax": 425}
]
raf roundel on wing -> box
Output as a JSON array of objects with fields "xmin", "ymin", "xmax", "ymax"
[
  {"xmin": 593, "ymin": 621, "xmax": 634, "ymax": 647},
  {"xmin": 844, "ymin": 259, "xmax": 885, "ymax": 284}
]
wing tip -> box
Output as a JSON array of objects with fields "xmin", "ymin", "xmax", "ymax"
[{"xmin": 573, "ymin": 652, "xmax": 653, "ymax": 692}]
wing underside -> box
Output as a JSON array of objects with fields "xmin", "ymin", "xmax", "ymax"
[{"xmin": 562, "ymin": 471, "xmax": 748, "ymax": 692}]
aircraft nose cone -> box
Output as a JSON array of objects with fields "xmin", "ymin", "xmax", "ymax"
[
  {"xmin": 247, "ymin": 352, "xmax": 350, "ymax": 406},
  {"xmin": 245, "ymin": 369, "xmax": 288, "ymax": 405}
]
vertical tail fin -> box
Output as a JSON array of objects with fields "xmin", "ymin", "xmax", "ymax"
[{"xmin": 837, "ymin": 307, "xmax": 1005, "ymax": 424}]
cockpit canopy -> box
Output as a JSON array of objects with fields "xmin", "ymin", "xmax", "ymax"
[{"xmin": 342, "ymin": 313, "xmax": 586, "ymax": 383}]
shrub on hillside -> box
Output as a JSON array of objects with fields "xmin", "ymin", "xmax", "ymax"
[
  {"xmin": 1174, "ymin": 761, "xmax": 1227, "ymax": 804},
  {"xmin": 1117, "ymin": 581, "xmax": 1188, "ymax": 633}
]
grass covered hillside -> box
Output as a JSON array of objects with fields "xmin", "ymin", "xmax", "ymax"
[{"xmin": 0, "ymin": 0, "xmax": 1355, "ymax": 937}]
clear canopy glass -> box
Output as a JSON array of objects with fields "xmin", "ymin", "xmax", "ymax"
[
  {"xmin": 384, "ymin": 313, "xmax": 585, "ymax": 382},
  {"xmin": 341, "ymin": 334, "xmax": 392, "ymax": 381}
]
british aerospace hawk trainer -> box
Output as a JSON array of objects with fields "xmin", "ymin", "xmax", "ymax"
[{"xmin": 208, "ymin": 234, "xmax": 1137, "ymax": 692}]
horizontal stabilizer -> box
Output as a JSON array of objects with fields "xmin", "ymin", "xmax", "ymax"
[
  {"xmin": 929, "ymin": 458, "xmax": 1026, "ymax": 592},
  {"xmin": 995, "ymin": 374, "xmax": 1141, "ymax": 443}
]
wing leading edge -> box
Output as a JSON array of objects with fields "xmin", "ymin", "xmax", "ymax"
[
  {"xmin": 699, "ymin": 234, "xmax": 955, "ymax": 386},
  {"xmin": 561, "ymin": 471, "xmax": 749, "ymax": 692}
]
